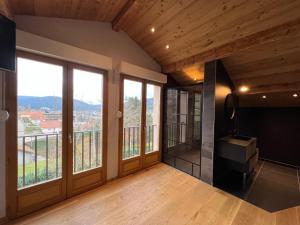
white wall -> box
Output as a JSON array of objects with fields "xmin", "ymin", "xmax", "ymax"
[
  {"xmin": 15, "ymin": 16, "xmax": 160, "ymax": 72},
  {"xmin": 0, "ymin": 16, "xmax": 163, "ymax": 218},
  {"xmin": 0, "ymin": 71, "xmax": 6, "ymax": 218}
]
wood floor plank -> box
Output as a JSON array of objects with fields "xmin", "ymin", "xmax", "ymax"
[
  {"xmin": 275, "ymin": 207, "xmax": 299, "ymax": 225},
  {"xmin": 8, "ymin": 163, "xmax": 299, "ymax": 225}
]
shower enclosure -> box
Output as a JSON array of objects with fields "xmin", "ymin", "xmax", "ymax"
[{"xmin": 163, "ymin": 85, "xmax": 202, "ymax": 178}]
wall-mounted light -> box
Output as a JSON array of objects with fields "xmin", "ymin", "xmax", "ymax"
[
  {"xmin": 262, "ymin": 95, "xmax": 266, "ymax": 99},
  {"xmin": 293, "ymin": 93, "xmax": 298, "ymax": 98},
  {"xmin": 239, "ymin": 86, "xmax": 249, "ymax": 93},
  {"xmin": 165, "ymin": 44, "xmax": 170, "ymax": 49},
  {"xmin": 151, "ymin": 27, "xmax": 155, "ymax": 33}
]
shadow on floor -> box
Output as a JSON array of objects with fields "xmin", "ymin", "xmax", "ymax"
[{"xmin": 219, "ymin": 160, "xmax": 300, "ymax": 212}]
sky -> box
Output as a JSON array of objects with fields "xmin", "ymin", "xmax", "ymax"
[
  {"xmin": 124, "ymin": 79, "xmax": 157, "ymax": 99},
  {"xmin": 17, "ymin": 58, "xmax": 159, "ymax": 105},
  {"xmin": 17, "ymin": 58, "xmax": 103, "ymax": 105}
]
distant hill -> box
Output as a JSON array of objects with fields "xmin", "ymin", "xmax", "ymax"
[{"xmin": 18, "ymin": 96, "xmax": 101, "ymax": 111}]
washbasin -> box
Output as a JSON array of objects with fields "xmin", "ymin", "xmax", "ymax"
[{"xmin": 217, "ymin": 135, "xmax": 257, "ymax": 163}]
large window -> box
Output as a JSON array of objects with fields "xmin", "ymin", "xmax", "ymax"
[
  {"xmin": 17, "ymin": 57, "xmax": 63, "ymax": 188},
  {"xmin": 10, "ymin": 52, "xmax": 107, "ymax": 217},
  {"xmin": 145, "ymin": 84, "xmax": 161, "ymax": 153},
  {"xmin": 72, "ymin": 69, "xmax": 103, "ymax": 173},
  {"xmin": 122, "ymin": 79, "xmax": 142, "ymax": 159},
  {"xmin": 119, "ymin": 76, "xmax": 162, "ymax": 176}
]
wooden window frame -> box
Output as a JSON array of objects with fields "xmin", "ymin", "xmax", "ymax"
[
  {"xmin": 118, "ymin": 74, "xmax": 164, "ymax": 177},
  {"xmin": 5, "ymin": 51, "xmax": 108, "ymax": 219}
]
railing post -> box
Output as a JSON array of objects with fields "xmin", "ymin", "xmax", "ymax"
[
  {"xmin": 22, "ymin": 137, "xmax": 25, "ymax": 187},
  {"xmin": 133, "ymin": 127, "xmax": 135, "ymax": 156},
  {"xmin": 152, "ymin": 125, "xmax": 154, "ymax": 151},
  {"xmin": 123, "ymin": 128, "xmax": 125, "ymax": 159},
  {"xmin": 89, "ymin": 131, "xmax": 92, "ymax": 168},
  {"xmin": 148, "ymin": 125, "xmax": 150, "ymax": 153},
  {"xmin": 46, "ymin": 135, "xmax": 49, "ymax": 179},
  {"xmin": 34, "ymin": 136, "xmax": 38, "ymax": 183},
  {"xmin": 128, "ymin": 127, "xmax": 131, "ymax": 157},
  {"xmin": 95, "ymin": 131, "xmax": 99, "ymax": 166},
  {"xmin": 74, "ymin": 132, "xmax": 76, "ymax": 173},
  {"xmin": 56, "ymin": 133, "xmax": 59, "ymax": 177},
  {"xmin": 81, "ymin": 132, "xmax": 84, "ymax": 171}
]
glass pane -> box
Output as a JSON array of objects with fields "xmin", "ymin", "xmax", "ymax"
[
  {"xmin": 194, "ymin": 93, "xmax": 201, "ymax": 140},
  {"xmin": 73, "ymin": 69, "xmax": 103, "ymax": 173},
  {"xmin": 145, "ymin": 84, "xmax": 161, "ymax": 154},
  {"xmin": 179, "ymin": 91, "xmax": 188, "ymax": 143},
  {"xmin": 122, "ymin": 79, "xmax": 142, "ymax": 159},
  {"xmin": 17, "ymin": 57, "xmax": 63, "ymax": 189},
  {"xmin": 166, "ymin": 89, "xmax": 178, "ymax": 148}
]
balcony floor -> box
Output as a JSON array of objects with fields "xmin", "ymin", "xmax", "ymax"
[{"xmin": 9, "ymin": 163, "xmax": 300, "ymax": 225}]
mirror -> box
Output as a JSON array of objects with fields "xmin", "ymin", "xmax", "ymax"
[{"xmin": 224, "ymin": 93, "xmax": 236, "ymax": 120}]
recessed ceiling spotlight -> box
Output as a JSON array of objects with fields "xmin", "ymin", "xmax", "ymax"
[
  {"xmin": 293, "ymin": 93, "xmax": 298, "ymax": 98},
  {"xmin": 262, "ymin": 95, "xmax": 267, "ymax": 99},
  {"xmin": 166, "ymin": 44, "xmax": 170, "ymax": 49},
  {"xmin": 151, "ymin": 27, "xmax": 155, "ymax": 33},
  {"xmin": 239, "ymin": 86, "xmax": 249, "ymax": 93}
]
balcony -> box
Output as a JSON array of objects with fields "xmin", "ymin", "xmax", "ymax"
[
  {"xmin": 17, "ymin": 130, "xmax": 102, "ymax": 189},
  {"xmin": 122, "ymin": 125, "xmax": 156, "ymax": 160}
]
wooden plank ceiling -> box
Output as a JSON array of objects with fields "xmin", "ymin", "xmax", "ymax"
[
  {"xmin": 9, "ymin": 0, "xmax": 300, "ymax": 89},
  {"xmin": 10, "ymin": 0, "xmax": 128, "ymax": 22}
]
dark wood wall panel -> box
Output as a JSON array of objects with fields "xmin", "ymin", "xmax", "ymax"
[{"xmin": 238, "ymin": 107, "xmax": 300, "ymax": 167}]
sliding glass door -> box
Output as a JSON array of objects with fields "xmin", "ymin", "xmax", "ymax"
[
  {"xmin": 8, "ymin": 52, "xmax": 107, "ymax": 217},
  {"xmin": 119, "ymin": 76, "xmax": 162, "ymax": 176}
]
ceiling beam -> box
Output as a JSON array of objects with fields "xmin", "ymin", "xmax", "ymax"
[
  {"xmin": 237, "ymin": 82, "xmax": 300, "ymax": 95},
  {"xmin": 163, "ymin": 19, "xmax": 300, "ymax": 73},
  {"xmin": 112, "ymin": 0, "xmax": 136, "ymax": 32},
  {"xmin": 0, "ymin": 0, "xmax": 14, "ymax": 20}
]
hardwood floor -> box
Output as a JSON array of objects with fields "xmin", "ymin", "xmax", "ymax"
[{"xmin": 8, "ymin": 163, "xmax": 300, "ymax": 225}]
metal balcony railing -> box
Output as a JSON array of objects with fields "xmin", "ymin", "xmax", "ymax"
[
  {"xmin": 123, "ymin": 125, "xmax": 156, "ymax": 159},
  {"xmin": 18, "ymin": 130, "xmax": 102, "ymax": 189},
  {"xmin": 18, "ymin": 133, "xmax": 61, "ymax": 188},
  {"xmin": 73, "ymin": 130, "xmax": 102, "ymax": 173}
]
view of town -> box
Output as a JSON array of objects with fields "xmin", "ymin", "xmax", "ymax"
[
  {"xmin": 17, "ymin": 95, "xmax": 103, "ymax": 188},
  {"xmin": 17, "ymin": 58, "xmax": 159, "ymax": 189}
]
